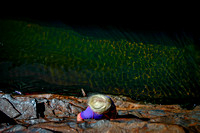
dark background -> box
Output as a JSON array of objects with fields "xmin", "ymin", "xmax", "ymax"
[
  {"xmin": 2, "ymin": 6, "xmax": 199, "ymax": 42},
  {"xmin": 2, "ymin": 11, "xmax": 199, "ymax": 50}
]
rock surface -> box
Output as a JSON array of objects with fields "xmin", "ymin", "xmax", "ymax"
[{"xmin": 0, "ymin": 93, "xmax": 200, "ymax": 133}]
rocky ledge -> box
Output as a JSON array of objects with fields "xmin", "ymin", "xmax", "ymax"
[{"xmin": 0, "ymin": 93, "xmax": 200, "ymax": 133}]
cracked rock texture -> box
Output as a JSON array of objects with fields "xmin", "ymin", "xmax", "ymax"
[{"xmin": 0, "ymin": 93, "xmax": 200, "ymax": 133}]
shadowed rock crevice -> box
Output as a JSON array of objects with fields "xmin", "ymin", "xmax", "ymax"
[
  {"xmin": 36, "ymin": 101, "xmax": 45, "ymax": 118},
  {"xmin": 117, "ymin": 114, "xmax": 150, "ymax": 121},
  {"xmin": 0, "ymin": 110, "xmax": 17, "ymax": 125}
]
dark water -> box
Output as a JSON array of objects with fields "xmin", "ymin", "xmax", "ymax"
[{"xmin": 0, "ymin": 19, "xmax": 200, "ymax": 107}]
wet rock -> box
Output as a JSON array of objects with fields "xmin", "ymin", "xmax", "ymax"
[{"xmin": 0, "ymin": 93, "xmax": 200, "ymax": 133}]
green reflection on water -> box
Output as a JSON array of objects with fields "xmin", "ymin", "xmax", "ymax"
[{"xmin": 0, "ymin": 19, "xmax": 200, "ymax": 105}]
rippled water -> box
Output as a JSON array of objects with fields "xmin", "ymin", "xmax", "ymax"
[{"xmin": 0, "ymin": 19, "xmax": 200, "ymax": 106}]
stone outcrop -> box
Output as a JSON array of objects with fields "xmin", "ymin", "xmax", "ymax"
[{"xmin": 0, "ymin": 93, "xmax": 200, "ymax": 133}]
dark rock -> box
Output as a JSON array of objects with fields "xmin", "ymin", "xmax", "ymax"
[
  {"xmin": 0, "ymin": 93, "xmax": 200, "ymax": 133},
  {"xmin": 0, "ymin": 94, "xmax": 37, "ymax": 120},
  {"xmin": 3, "ymin": 125, "xmax": 26, "ymax": 133},
  {"xmin": 148, "ymin": 109, "xmax": 166, "ymax": 117},
  {"xmin": 28, "ymin": 128, "xmax": 54, "ymax": 133},
  {"xmin": 190, "ymin": 111, "xmax": 200, "ymax": 121},
  {"xmin": 23, "ymin": 118, "xmax": 47, "ymax": 125},
  {"xmin": 187, "ymin": 125, "xmax": 200, "ymax": 133},
  {"xmin": 43, "ymin": 98, "xmax": 84, "ymax": 118},
  {"xmin": 0, "ymin": 98, "xmax": 20, "ymax": 118},
  {"xmin": 0, "ymin": 124, "xmax": 13, "ymax": 132},
  {"xmin": 31, "ymin": 122, "xmax": 78, "ymax": 133}
]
